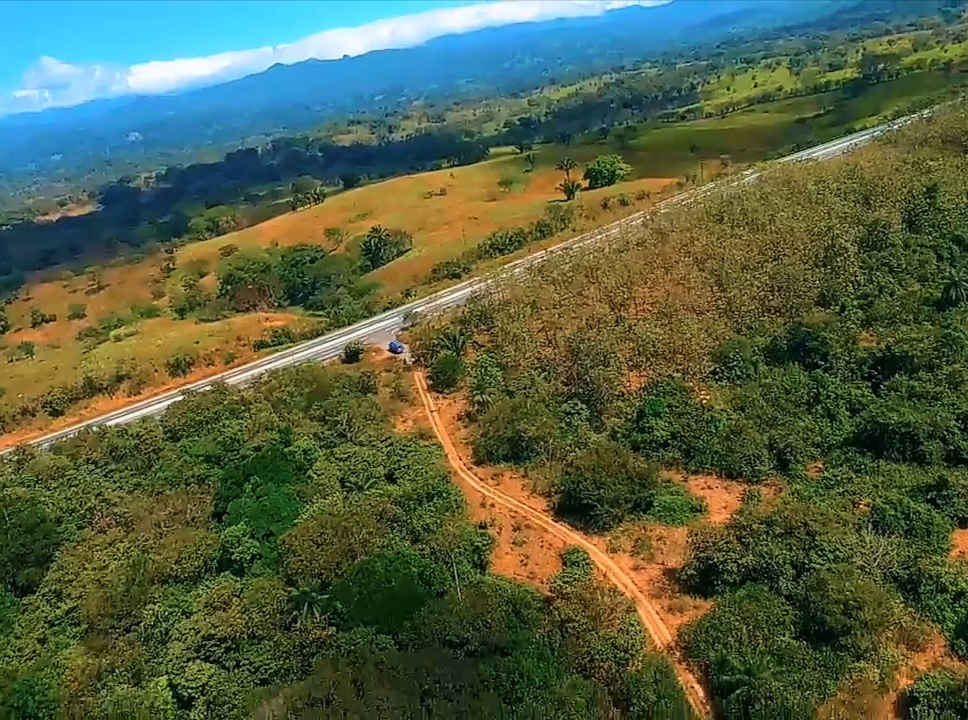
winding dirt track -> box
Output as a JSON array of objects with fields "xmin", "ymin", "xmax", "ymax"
[{"xmin": 413, "ymin": 371, "xmax": 710, "ymax": 719}]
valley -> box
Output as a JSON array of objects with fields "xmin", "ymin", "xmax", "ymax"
[{"xmin": 5, "ymin": 1, "xmax": 968, "ymax": 718}]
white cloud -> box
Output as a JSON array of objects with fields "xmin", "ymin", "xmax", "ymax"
[{"xmin": 2, "ymin": 0, "xmax": 665, "ymax": 115}]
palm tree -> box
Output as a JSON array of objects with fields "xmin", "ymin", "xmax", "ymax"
[
  {"xmin": 289, "ymin": 585, "xmax": 329, "ymax": 627},
  {"xmin": 434, "ymin": 326, "xmax": 471, "ymax": 357},
  {"xmin": 360, "ymin": 225, "xmax": 392, "ymax": 270},
  {"xmin": 343, "ymin": 473, "xmax": 381, "ymax": 494},
  {"xmin": 556, "ymin": 157, "xmax": 578, "ymax": 180},
  {"xmin": 470, "ymin": 387, "xmax": 497, "ymax": 414},
  {"xmin": 557, "ymin": 179, "xmax": 581, "ymax": 202},
  {"xmin": 713, "ymin": 653, "xmax": 774, "ymax": 711},
  {"xmin": 942, "ymin": 268, "xmax": 968, "ymax": 309}
]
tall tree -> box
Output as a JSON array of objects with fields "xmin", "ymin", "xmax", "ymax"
[{"xmin": 556, "ymin": 157, "xmax": 578, "ymax": 180}]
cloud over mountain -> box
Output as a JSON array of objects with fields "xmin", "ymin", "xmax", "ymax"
[{"xmin": 3, "ymin": 0, "xmax": 663, "ymax": 115}]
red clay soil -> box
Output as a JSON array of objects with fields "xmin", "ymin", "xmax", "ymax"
[
  {"xmin": 685, "ymin": 475, "xmax": 745, "ymax": 524},
  {"xmin": 952, "ymin": 528, "xmax": 968, "ymax": 560},
  {"xmin": 413, "ymin": 370, "xmax": 711, "ymax": 719}
]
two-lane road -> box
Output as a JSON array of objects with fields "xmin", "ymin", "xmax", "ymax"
[{"xmin": 7, "ymin": 112, "xmax": 924, "ymax": 451}]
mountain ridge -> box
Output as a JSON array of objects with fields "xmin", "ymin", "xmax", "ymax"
[{"xmin": 0, "ymin": 0, "xmax": 919, "ymax": 183}]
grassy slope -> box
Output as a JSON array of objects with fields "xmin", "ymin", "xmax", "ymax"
[
  {"xmin": 0, "ymin": 151, "xmax": 680, "ymax": 433},
  {"xmin": 2, "ymin": 58, "xmax": 966, "ymax": 439}
]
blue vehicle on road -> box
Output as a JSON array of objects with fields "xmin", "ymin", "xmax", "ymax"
[{"xmin": 388, "ymin": 340, "xmax": 405, "ymax": 355}]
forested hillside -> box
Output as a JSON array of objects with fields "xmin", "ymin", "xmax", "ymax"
[
  {"xmin": 414, "ymin": 104, "xmax": 968, "ymax": 716},
  {"xmin": 0, "ymin": 363, "xmax": 691, "ymax": 717}
]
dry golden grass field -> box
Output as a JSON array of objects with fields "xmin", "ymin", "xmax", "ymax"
[{"xmin": 0, "ymin": 149, "xmax": 686, "ymax": 439}]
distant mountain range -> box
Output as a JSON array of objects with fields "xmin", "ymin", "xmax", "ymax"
[{"xmin": 0, "ymin": 0, "xmax": 942, "ymax": 187}]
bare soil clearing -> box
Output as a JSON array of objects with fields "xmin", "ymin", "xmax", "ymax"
[
  {"xmin": 684, "ymin": 475, "xmax": 745, "ymax": 524},
  {"xmin": 412, "ymin": 370, "xmax": 711, "ymax": 718},
  {"xmin": 952, "ymin": 528, "xmax": 968, "ymax": 560}
]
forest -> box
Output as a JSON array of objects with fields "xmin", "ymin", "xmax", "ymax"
[
  {"xmin": 0, "ymin": 362, "xmax": 691, "ymax": 718},
  {"xmin": 411, "ymin": 104, "xmax": 968, "ymax": 716}
]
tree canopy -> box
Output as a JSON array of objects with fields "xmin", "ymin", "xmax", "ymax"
[
  {"xmin": 431, "ymin": 105, "xmax": 968, "ymax": 716},
  {"xmin": 0, "ymin": 363, "xmax": 690, "ymax": 717}
]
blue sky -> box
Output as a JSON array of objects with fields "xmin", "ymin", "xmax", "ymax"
[{"xmin": 0, "ymin": 0, "xmax": 659, "ymax": 115}]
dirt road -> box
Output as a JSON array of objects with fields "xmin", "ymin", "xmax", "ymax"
[{"xmin": 413, "ymin": 370, "xmax": 710, "ymax": 719}]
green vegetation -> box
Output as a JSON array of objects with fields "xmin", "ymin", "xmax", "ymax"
[
  {"xmin": 904, "ymin": 669, "xmax": 968, "ymax": 718},
  {"xmin": 341, "ymin": 340, "xmax": 365, "ymax": 364},
  {"xmin": 358, "ymin": 225, "xmax": 413, "ymax": 272},
  {"xmin": 418, "ymin": 105, "xmax": 968, "ymax": 716},
  {"xmin": 0, "ymin": 364, "xmax": 691, "ymax": 717},
  {"xmin": 2, "ymin": 0, "xmax": 968, "ymax": 442},
  {"xmin": 583, "ymin": 154, "xmax": 634, "ymax": 189},
  {"xmin": 6, "ymin": 7, "xmax": 968, "ymax": 717},
  {"xmin": 4, "ymin": 3, "xmax": 968, "ymax": 305}
]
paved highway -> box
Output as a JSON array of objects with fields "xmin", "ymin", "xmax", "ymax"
[{"xmin": 8, "ymin": 111, "xmax": 925, "ymax": 451}]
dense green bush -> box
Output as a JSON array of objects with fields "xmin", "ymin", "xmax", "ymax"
[
  {"xmin": 554, "ymin": 440, "xmax": 661, "ymax": 532},
  {"xmin": 548, "ymin": 546, "xmax": 594, "ymax": 595},
  {"xmin": 647, "ymin": 484, "xmax": 707, "ymax": 526},
  {"xmin": 903, "ymin": 670, "xmax": 968, "ymax": 719},
  {"xmin": 473, "ymin": 396, "xmax": 561, "ymax": 465},
  {"xmin": 341, "ymin": 340, "xmax": 365, "ymax": 364},
  {"xmin": 0, "ymin": 364, "xmax": 689, "ymax": 717},
  {"xmin": 165, "ymin": 351, "xmax": 197, "ymax": 378},
  {"xmin": 429, "ymin": 351, "xmax": 464, "ymax": 392}
]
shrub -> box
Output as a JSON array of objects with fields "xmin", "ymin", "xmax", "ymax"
[
  {"xmin": 28, "ymin": 308, "xmax": 56, "ymax": 328},
  {"xmin": 904, "ymin": 670, "xmax": 968, "ymax": 719},
  {"xmin": 555, "ymin": 440, "xmax": 661, "ymax": 532},
  {"xmin": 870, "ymin": 493, "xmax": 951, "ymax": 556},
  {"xmin": 923, "ymin": 472, "xmax": 968, "ymax": 528},
  {"xmin": 430, "ymin": 258, "xmax": 472, "ymax": 282},
  {"xmin": 131, "ymin": 303, "xmax": 162, "ymax": 320},
  {"xmin": 473, "ymin": 396, "xmax": 560, "ymax": 465},
  {"xmin": 253, "ymin": 326, "xmax": 296, "ymax": 351},
  {"xmin": 583, "ymin": 154, "xmax": 633, "ymax": 189},
  {"xmin": 66, "ymin": 303, "xmax": 87, "ymax": 321},
  {"xmin": 76, "ymin": 324, "xmax": 109, "ymax": 348},
  {"xmin": 648, "ymin": 484, "xmax": 707, "ymax": 526},
  {"xmin": 549, "ymin": 546, "xmax": 595, "ymax": 594},
  {"xmin": 9, "ymin": 342, "xmax": 35, "ymax": 361},
  {"xmin": 165, "ymin": 352, "xmax": 197, "ymax": 378},
  {"xmin": 342, "ymin": 341, "xmax": 365, "ymax": 364},
  {"xmin": 195, "ymin": 298, "xmax": 232, "ymax": 324},
  {"xmin": 429, "ymin": 351, "xmax": 464, "ymax": 392},
  {"xmin": 109, "ymin": 326, "xmax": 138, "ymax": 343},
  {"xmin": 324, "ymin": 227, "xmax": 346, "ymax": 245}
]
